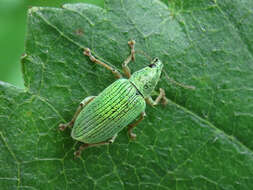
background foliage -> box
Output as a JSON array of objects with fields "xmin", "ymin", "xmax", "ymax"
[
  {"xmin": 0, "ymin": 0, "xmax": 253, "ymax": 189},
  {"xmin": 0, "ymin": 0, "xmax": 104, "ymax": 88}
]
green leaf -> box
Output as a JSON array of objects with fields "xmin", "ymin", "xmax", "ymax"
[{"xmin": 1, "ymin": 0, "xmax": 253, "ymax": 189}]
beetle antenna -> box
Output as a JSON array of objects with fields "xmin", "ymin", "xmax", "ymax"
[
  {"xmin": 135, "ymin": 50, "xmax": 153, "ymax": 62},
  {"xmin": 164, "ymin": 71, "xmax": 196, "ymax": 90}
]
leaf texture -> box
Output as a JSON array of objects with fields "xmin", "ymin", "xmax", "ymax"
[{"xmin": 0, "ymin": 0, "xmax": 253, "ymax": 189}]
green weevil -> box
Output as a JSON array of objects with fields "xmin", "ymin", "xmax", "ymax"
[{"xmin": 59, "ymin": 40, "xmax": 168, "ymax": 157}]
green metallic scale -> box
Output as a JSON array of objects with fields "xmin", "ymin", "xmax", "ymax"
[{"xmin": 59, "ymin": 40, "xmax": 167, "ymax": 157}]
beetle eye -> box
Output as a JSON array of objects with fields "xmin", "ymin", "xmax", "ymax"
[
  {"xmin": 154, "ymin": 58, "xmax": 159, "ymax": 62},
  {"xmin": 148, "ymin": 63, "xmax": 156, "ymax": 68}
]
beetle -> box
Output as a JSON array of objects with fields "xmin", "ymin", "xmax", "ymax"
[{"xmin": 59, "ymin": 40, "xmax": 168, "ymax": 157}]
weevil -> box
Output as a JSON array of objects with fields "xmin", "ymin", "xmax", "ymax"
[{"xmin": 59, "ymin": 40, "xmax": 168, "ymax": 157}]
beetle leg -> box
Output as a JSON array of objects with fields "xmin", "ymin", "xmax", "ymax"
[
  {"xmin": 74, "ymin": 134, "xmax": 118, "ymax": 157},
  {"xmin": 83, "ymin": 48, "xmax": 122, "ymax": 79},
  {"xmin": 74, "ymin": 141, "xmax": 109, "ymax": 158},
  {"xmin": 108, "ymin": 134, "xmax": 118, "ymax": 143},
  {"xmin": 145, "ymin": 88, "xmax": 168, "ymax": 106},
  {"xmin": 122, "ymin": 40, "xmax": 135, "ymax": 78},
  {"xmin": 128, "ymin": 112, "xmax": 146, "ymax": 140},
  {"xmin": 59, "ymin": 96, "xmax": 96, "ymax": 131}
]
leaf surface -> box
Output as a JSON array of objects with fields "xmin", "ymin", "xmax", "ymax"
[{"xmin": 1, "ymin": 0, "xmax": 253, "ymax": 189}]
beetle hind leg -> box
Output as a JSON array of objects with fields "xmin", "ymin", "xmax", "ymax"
[
  {"xmin": 59, "ymin": 122, "xmax": 74, "ymax": 131},
  {"xmin": 127, "ymin": 112, "xmax": 146, "ymax": 140},
  {"xmin": 59, "ymin": 96, "xmax": 96, "ymax": 131},
  {"xmin": 74, "ymin": 141, "xmax": 109, "ymax": 158},
  {"xmin": 74, "ymin": 134, "xmax": 118, "ymax": 158}
]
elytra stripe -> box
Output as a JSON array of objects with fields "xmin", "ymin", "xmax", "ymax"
[
  {"xmin": 92, "ymin": 94, "xmax": 140, "ymax": 141},
  {"xmin": 74, "ymin": 80, "xmax": 133, "ymax": 139},
  {"xmin": 81, "ymin": 81, "xmax": 131, "ymax": 133},
  {"xmin": 79, "ymin": 82, "xmax": 128, "ymax": 132},
  {"xmin": 103, "ymin": 95, "xmax": 144, "ymax": 139},
  {"xmin": 83, "ymin": 83, "xmax": 134, "ymax": 139},
  {"xmin": 81, "ymin": 80, "xmax": 127, "ymax": 126},
  {"xmin": 86, "ymin": 88, "xmax": 137, "ymax": 140}
]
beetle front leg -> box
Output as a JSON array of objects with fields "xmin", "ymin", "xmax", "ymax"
[
  {"xmin": 83, "ymin": 48, "xmax": 122, "ymax": 79},
  {"xmin": 145, "ymin": 88, "xmax": 168, "ymax": 106},
  {"xmin": 74, "ymin": 134, "xmax": 118, "ymax": 157},
  {"xmin": 128, "ymin": 112, "xmax": 146, "ymax": 140},
  {"xmin": 122, "ymin": 40, "xmax": 135, "ymax": 78},
  {"xmin": 59, "ymin": 96, "xmax": 96, "ymax": 131}
]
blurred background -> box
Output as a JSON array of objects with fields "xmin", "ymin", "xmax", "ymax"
[{"xmin": 0, "ymin": 0, "xmax": 104, "ymax": 88}]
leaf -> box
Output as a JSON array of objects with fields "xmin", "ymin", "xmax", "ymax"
[{"xmin": 1, "ymin": 0, "xmax": 253, "ymax": 189}]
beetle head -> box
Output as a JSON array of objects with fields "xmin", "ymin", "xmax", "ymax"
[{"xmin": 130, "ymin": 58, "xmax": 163, "ymax": 98}]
